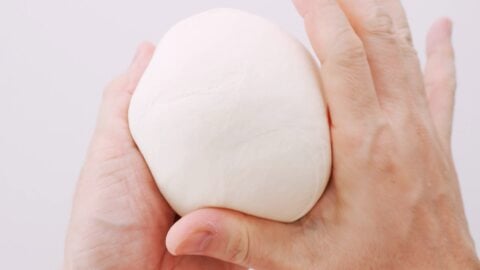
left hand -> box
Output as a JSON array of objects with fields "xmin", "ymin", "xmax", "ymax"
[{"xmin": 64, "ymin": 43, "xmax": 244, "ymax": 270}]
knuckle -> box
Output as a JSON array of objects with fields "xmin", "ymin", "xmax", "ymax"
[
  {"xmin": 368, "ymin": 119, "xmax": 393, "ymax": 150},
  {"xmin": 395, "ymin": 25, "xmax": 419, "ymax": 58},
  {"xmin": 362, "ymin": 8, "xmax": 395, "ymax": 37},
  {"xmin": 342, "ymin": 40, "xmax": 367, "ymax": 62},
  {"xmin": 226, "ymin": 226, "xmax": 250, "ymax": 265},
  {"xmin": 337, "ymin": 126, "xmax": 366, "ymax": 150},
  {"xmin": 395, "ymin": 35, "xmax": 419, "ymax": 60},
  {"xmin": 425, "ymin": 67, "xmax": 458, "ymax": 93},
  {"xmin": 400, "ymin": 44, "xmax": 419, "ymax": 59},
  {"xmin": 426, "ymin": 77, "xmax": 457, "ymax": 96},
  {"xmin": 332, "ymin": 30, "xmax": 367, "ymax": 66},
  {"xmin": 102, "ymin": 74, "xmax": 130, "ymax": 99},
  {"xmin": 396, "ymin": 24, "xmax": 414, "ymax": 46},
  {"xmin": 337, "ymin": 118, "xmax": 392, "ymax": 155},
  {"xmin": 399, "ymin": 114, "xmax": 435, "ymax": 149},
  {"xmin": 369, "ymin": 128, "xmax": 397, "ymax": 173},
  {"xmin": 429, "ymin": 44, "xmax": 456, "ymax": 61}
]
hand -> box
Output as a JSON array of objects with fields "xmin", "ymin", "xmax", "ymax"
[
  {"xmin": 64, "ymin": 43, "xmax": 244, "ymax": 270},
  {"xmin": 165, "ymin": 1, "xmax": 480, "ymax": 269}
]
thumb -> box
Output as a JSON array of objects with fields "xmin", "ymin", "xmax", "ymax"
[{"xmin": 166, "ymin": 208, "xmax": 299, "ymax": 269}]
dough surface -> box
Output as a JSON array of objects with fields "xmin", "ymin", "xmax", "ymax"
[{"xmin": 129, "ymin": 8, "xmax": 331, "ymax": 222}]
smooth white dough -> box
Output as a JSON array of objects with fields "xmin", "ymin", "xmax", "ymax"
[{"xmin": 129, "ymin": 8, "xmax": 331, "ymax": 222}]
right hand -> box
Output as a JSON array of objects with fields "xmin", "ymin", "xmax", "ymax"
[{"xmin": 165, "ymin": 0, "xmax": 480, "ymax": 269}]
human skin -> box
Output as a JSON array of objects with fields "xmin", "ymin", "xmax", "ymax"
[
  {"xmin": 63, "ymin": 43, "xmax": 243, "ymax": 270},
  {"xmin": 64, "ymin": 1, "xmax": 480, "ymax": 270}
]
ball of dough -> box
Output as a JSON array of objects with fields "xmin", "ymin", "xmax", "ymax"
[{"xmin": 129, "ymin": 8, "xmax": 331, "ymax": 222}]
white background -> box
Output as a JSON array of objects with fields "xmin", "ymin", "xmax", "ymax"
[{"xmin": 0, "ymin": 0, "xmax": 478, "ymax": 269}]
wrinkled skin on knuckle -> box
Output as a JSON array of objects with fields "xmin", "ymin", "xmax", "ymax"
[
  {"xmin": 331, "ymin": 30, "xmax": 367, "ymax": 67},
  {"xmin": 361, "ymin": 7, "xmax": 396, "ymax": 38},
  {"xmin": 224, "ymin": 226, "xmax": 250, "ymax": 265},
  {"xmin": 395, "ymin": 22, "xmax": 414, "ymax": 46},
  {"xmin": 391, "ymin": 22, "xmax": 418, "ymax": 58},
  {"xmin": 399, "ymin": 41, "xmax": 419, "ymax": 60},
  {"xmin": 359, "ymin": 7, "xmax": 418, "ymax": 60},
  {"xmin": 262, "ymin": 223, "xmax": 326, "ymax": 270}
]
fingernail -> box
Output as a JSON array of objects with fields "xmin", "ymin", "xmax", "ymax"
[{"xmin": 174, "ymin": 229, "xmax": 215, "ymax": 255}]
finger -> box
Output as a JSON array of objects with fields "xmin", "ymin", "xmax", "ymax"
[
  {"xmin": 162, "ymin": 255, "xmax": 246, "ymax": 270},
  {"xmin": 336, "ymin": 0, "xmax": 428, "ymax": 115},
  {"xmin": 293, "ymin": 0, "xmax": 382, "ymax": 130},
  {"xmin": 381, "ymin": 0, "xmax": 435, "ymax": 115},
  {"xmin": 91, "ymin": 42, "xmax": 155, "ymax": 149},
  {"xmin": 381, "ymin": 0, "xmax": 413, "ymax": 46},
  {"xmin": 166, "ymin": 209, "xmax": 300, "ymax": 270},
  {"xmin": 425, "ymin": 18, "xmax": 456, "ymax": 148}
]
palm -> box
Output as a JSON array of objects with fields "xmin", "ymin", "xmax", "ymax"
[
  {"xmin": 65, "ymin": 43, "xmax": 244, "ymax": 270},
  {"xmin": 67, "ymin": 143, "xmax": 242, "ymax": 270}
]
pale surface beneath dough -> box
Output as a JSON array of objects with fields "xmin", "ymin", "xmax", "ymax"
[{"xmin": 129, "ymin": 8, "xmax": 331, "ymax": 222}]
